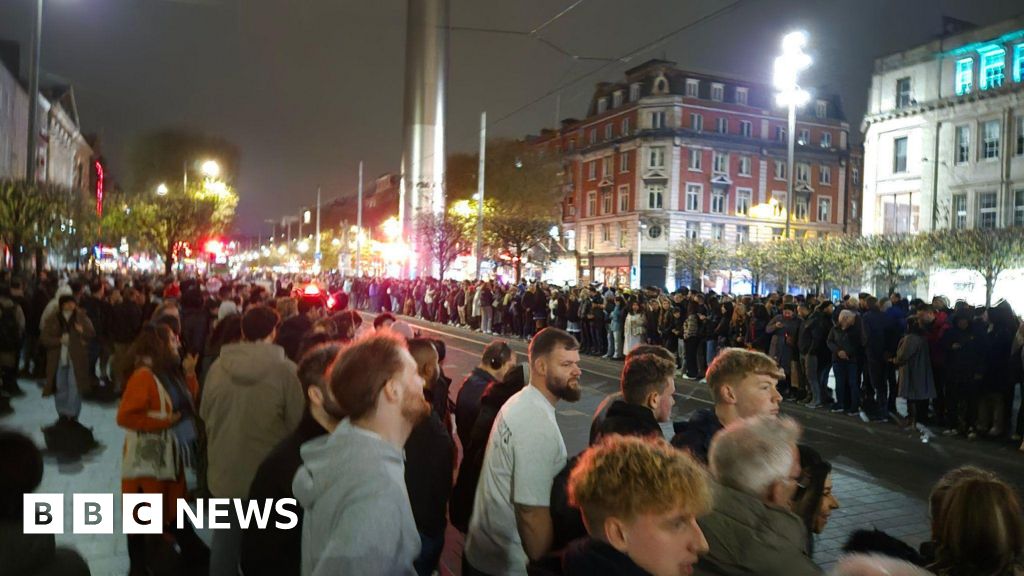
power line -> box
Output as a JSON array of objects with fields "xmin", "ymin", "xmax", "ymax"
[{"xmin": 529, "ymin": 0, "xmax": 585, "ymax": 36}]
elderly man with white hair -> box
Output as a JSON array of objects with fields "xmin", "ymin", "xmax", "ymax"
[
  {"xmin": 828, "ymin": 309, "xmax": 863, "ymax": 415},
  {"xmin": 693, "ymin": 415, "xmax": 822, "ymax": 576}
]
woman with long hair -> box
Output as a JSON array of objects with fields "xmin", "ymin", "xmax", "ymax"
[
  {"xmin": 623, "ymin": 299, "xmax": 646, "ymax": 355},
  {"xmin": 893, "ymin": 317, "xmax": 937, "ymax": 433},
  {"xmin": 930, "ymin": 474, "xmax": 1024, "ymax": 575},
  {"xmin": 729, "ymin": 302, "xmax": 748, "ymax": 348},
  {"xmin": 117, "ymin": 323, "xmax": 202, "ymax": 575},
  {"xmin": 791, "ymin": 445, "xmax": 840, "ymax": 556}
]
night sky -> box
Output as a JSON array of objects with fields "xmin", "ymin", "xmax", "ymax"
[{"xmin": 0, "ymin": 0, "xmax": 1020, "ymax": 234}]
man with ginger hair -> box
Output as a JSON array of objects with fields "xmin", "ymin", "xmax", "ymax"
[
  {"xmin": 562, "ymin": 435, "xmax": 712, "ymax": 575},
  {"xmin": 671, "ymin": 347, "xmax": 784, "ymax": 463}
]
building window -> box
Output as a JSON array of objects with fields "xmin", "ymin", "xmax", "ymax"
[
  {"xmin": 736, "ymin": 87, "xmax": 748, "ymax": 105},
  {"xmin": 617, "ymin": 224, "xmax": 627, "ymax": 248},
  {"xmin": 776, "ymin": 126, "xmax": 786, "ymax": 142},
  {"xmin": 738, "ymin": 156, "xmax": 751, "ymax": 176},
  {"xmin": 740, "ymin": 120, "xmax": 752, "ymax": 138},
  {"xmin": 622, "ymin": 117, "xmax": 631, "ymax": 135},
  {"xmin": 795, "ymin": 198, "xmax": 809, "ymax": 221},
  {"xmin": 605, "ymin": 123, "xmax": 614, "ymax": 140},
  {"xmin": 1015, "ymin": 44, "xmax": 1024, "ymax": 82},
  {"xmin": 952, "ymin": 193, "xmax": 967, "ymax": 229},
  {"xmin": 711, "ymin": 189, "xmax": 725, "ymax": 214},
  {"xmin": 612, "ymin": 90, "xmax": 623, "ymax": 107},
  {"xmin": 983, "ymin": 120, "xmax": 1000, "ymax": 160},
  {"xmin": 690, "ymin": 113, "xmax": 703, "ymax": 132},
  {"xmin": 955, "ymin": 57, "xmax": 973, "ymax": 95},
  {"xmin": 619, "ymin": 151, "xmax": 630, "ymax": 173},
  {"xmin": 630, "ymin": 83, "xmax": 641, "ymax": 101},
  {"xmin": 568, "ymin": 139, "xmax": 576, "ymax": 152},
  {"xmin": 589, "ymin": 129, "xmax": 597, "ymax": 145},
  {"xmin": 566, "ymin": 195, "xmax": 576, "ymax": 217},
  {"xmin": 597, "ymin": 97, "xmax": 608, "ymax": 114},
  {"xmin": 688, "ymin": 148, "xmax": 702, "ymax": 171},
  {"xmin": 685, "ymin": 184, "xmax": 701, "ymax": 212},
  {"xmin": 796, "ymin": 162, "xmax": 810, "ymax": 183},
  {"xmin": 587, "ymin": 225, "xmax": 594, "ymax": 250},
  {"xmin": 685, "ymin": 221, "xmax": 700, "ymax": 240},
  {"xmin": 648, "ymin": 185, "xmax": 664, "ymax": 209},
  {"xmin": 736, "ymin": 188, "xmax": 751, "ymax": 215},
  {"xmin": 711, "ymin": 83, "xmax": 724, "ymax": 101},
  {"xmin": 712, "ymin": 223, "xmax": 725, "ymax": 241},
  {"xmin": 818, "ymin": 197, "xmax": 832, "ymax": 222},
  {"xmin": 852, "ymin": 168, "xmax": 860, "ymax": 186},
  {"xmin": 653, "ymin": 76, "xmax": 669, "ymax": 94},
  {"xmin": 713, "ymin": 152, "xmax": 728, "ymax": 174},
  {"xmin": 893, "ymin": 137, "xmax": 908, "ymax": 173},
  {"xmin": 587, "ymin": 192, "xmax": 596, "ymax": 216},
  {"xmin": 648, "ymin": 147, "xmax": 665, "ymax": 169},
  {"xmin": 880, "ymin": 194, "xmax": 921, "ymax": 233},
  {"xmin": 771, "ymin": 227, "xmax": 784, "ymax": 240},
  {"xmin": 603, "ymin": 191, "xmax": 613, "ymax": 214},
  {"xmin": 1014, "ymin": 189, "xmax": 1024, "ymax": 227},
  {"xmin": 815, "ymin": 100, "xmax": 827, "ymax": 118},
  {"xmin": 821, "ymin": 132, "xmax": 832, "ymax": 148},
  {"xmin": 618, "ymin": 185, "xmax": 630, "ymax": 212},
  {"xmin": 602, "ymin": 156, "xmax": 612, "ymax": 178},
  {"xmin": 978, "ymin": 191, "xmax": 998, "ymax": 229},
  {"xmin": 896, "ymin": 77, "xmax": 912, "ymax": 108},
  {"xmin": 979, "ymin": 46, "xmax": 1006, "ymax": 90},
  {"xmin": 588, "ymin": 161, "xmax": 596, "ymax": 180},
  {"xmin": 820, "ymin": 165, "xmax": 831, "ymax": 185},
  {"xmin": 955, "ymin": 125, "xmax": 970, "ymax": 164},
  {"xmin": 774, "ymin": 160, "xmax": 787, "ymax": 180},
  {"xmin": 601, "ymin": 223, "xmax": 610, "ymax": 242},
  {"xmin": 1015, "ymin": 115, "xmax": 1024, "ymax": 156},
  {"xmin": 651, "ymin": 111, "xmax": 666, "ymax": 129},
  {"xmin": 716, "ymin": 117, "xmax": 727, "ymax": 134},
  {"xmin": 798, "ymin": 129, "xmax": 810, "ymax": 145},
  {"xmin": 685, "ymin": 78, "xmax": 699, "ymax": 97},
  {"xmin": 736, "ymin": 225, "xmax": 750, "ymax": 243}
]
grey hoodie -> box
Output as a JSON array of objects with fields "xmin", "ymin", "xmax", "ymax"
[
  {"xmin": 200, "ymin": 340, "xmax": 304, "ymax": 498},
  {"xmin": 293, "ymin": 419, "xmax": 420, "ymax": 576}
]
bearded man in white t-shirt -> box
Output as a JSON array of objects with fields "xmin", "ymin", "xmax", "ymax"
[{"xmin": 463, "ymin": 327, "xmax": 582, "ymax": 576}]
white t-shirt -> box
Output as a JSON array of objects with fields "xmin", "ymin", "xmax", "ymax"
[
  {"xmin": 217, "ymin": 299, "xmax": 239, "ymax": 321},
  {"xmin": 464, "ymin": 385, "xmax": 567, "ymax": 576}
]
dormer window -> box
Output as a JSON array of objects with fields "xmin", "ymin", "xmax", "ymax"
[
  {"xmin": 736, "ymin": 87, "xmax": 748, "ymax": 105},
  {"xmin": 685, "ymin": 78, "xmax": 699, "ymax": 98},
  {"xmin": 612, "ymin": 90, "xmax": 623, "ymax": 107},
  {"xmin": 711, "ymin": 83, "xmax": 724, "ymax": 102},
  {"xmin": 653, "ymin": 74, "xmax": 669, "ymax": 95},
  {"xmin": 597, "ymin": 97, "xmax": 608, "ymax": 114},
  {"xmin": 630, "ymin": 83, "xmax": 641, "ymax": 101},
  {"xmin": 815, "ymin": 100, "xmax": 827, "ymax": 118}
]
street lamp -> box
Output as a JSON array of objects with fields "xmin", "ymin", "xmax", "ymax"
[
  {"xmin": 156, "ymin": 183, "xmax": 169, "ymax": 196},
  {"xmin": 774, "ymin": 30, "xmax": 812, "ymax": 243},
  {"xmin": 201, "ymin": 160, "xmax": 221, "ymax": 178}
]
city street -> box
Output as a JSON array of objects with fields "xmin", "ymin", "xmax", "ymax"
[{"xmin": 6, "ymin": 312, "xmax": 1023, "ymax": 576}]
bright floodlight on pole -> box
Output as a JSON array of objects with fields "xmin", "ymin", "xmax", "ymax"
[
  {"xmin": 200, "ymin": 160, "xmax": 221, "ymax": 178},
  {"xmin": 774, "ymin": 30, "xmax": 811, "ymax": 293},
  {"xmin": 156, "ymin": 183, "xmax": 169, "ymax": 196}
]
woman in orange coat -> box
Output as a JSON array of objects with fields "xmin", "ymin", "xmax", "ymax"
[{"xmin": 117, "ymin": 323, "xmax": 200, "ymax": 576}]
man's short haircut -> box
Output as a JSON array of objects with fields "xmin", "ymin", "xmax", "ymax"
[
  {"xmin": 569, "ymin": 435, "xmax": 711, "ymax": 533},
  {"xmin": 374, "ymin": 312, "xmax": 397, "ymax": 329},
  {"xmin": 297, "ymin": 342, "xmax": 342, "ymax": 397},
  {"xmin": 406, "ymin": 338, "xmax": 438, "ymax": 375},
  {"xmin": 329, "ymin": 332, "xmax": 408, "ymax": 420},
  {"xmin": 706, "ymin": 348, "xmax": 783, "ymax": 403},
  {"xmin": 241, "ymin": 305, "xmax": 280, "ymax": 341},
  {"xmin": 528, "ymin": 327, "xmax": 579, "ymax": 365},
  {"xmin": 709, "ymin": 415, "xmax": 801, "ymax": 498},
  {"xmin": 625, "ymin": 344, "xmax": 675, "ymax": 364},
  {"xmin": 621, "ymin": 354, "xmax": 676, "ymax": 405},
  {"xmin": 219, "ymin": 286, "xmax": 233, "ymax": 299},
  {"xmin": 482, "ymin": 340, "xmax": 513, "ymax": 371},
  {"xmin": 865, "ymin": 296, "xmax": 878, "ymax": 309}
]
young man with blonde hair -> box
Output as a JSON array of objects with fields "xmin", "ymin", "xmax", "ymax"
[
  {"xmin": 672, "ymin": 347, "xmax": 784, "ymax": 463},
  {"xmin": 564, "ymin": 435, "xmax": 712, "ymax": 575}
]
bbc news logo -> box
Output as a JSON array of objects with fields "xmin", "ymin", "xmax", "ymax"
[{"xmin": 24, "ymin": 494, "xmax": 299, "ymax": 534}]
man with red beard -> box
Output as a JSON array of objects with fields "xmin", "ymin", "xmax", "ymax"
[
  {"xmin": 293, "ymin": 333, "xmax": 430, "ymax": 576},
  {"xmin": 464, "ymin": 328, "xmax": 582, "ymax": 576}
]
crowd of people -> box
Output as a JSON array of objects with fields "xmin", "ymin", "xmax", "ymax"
[
  {"xmin": 349, "ymin": 276, "xmax": 1024, "ymax": 446},
  {"xmin": 0, "ymin": 268, "xmax": 1023, "ymax": 576}
]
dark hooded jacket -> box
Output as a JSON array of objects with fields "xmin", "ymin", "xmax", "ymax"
[{"xmin": 670, "ymin": 408, "xmax": 724, "ymax": 464}]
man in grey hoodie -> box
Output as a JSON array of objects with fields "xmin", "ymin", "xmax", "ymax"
[
  {"xmin": 293, "ymin": 332, "xmax": 430, "ymax": 576},
  {"xmin": 200, "ymin": 305, "xmax": 305, "ymax": 576}
]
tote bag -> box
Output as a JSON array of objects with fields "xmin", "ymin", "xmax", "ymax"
[{"xmin": 122, "ymin": 371, "xmax": 179, "ymax": 481}]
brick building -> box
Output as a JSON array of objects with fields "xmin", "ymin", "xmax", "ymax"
[{"xmin": 536, "ymin": 59, "xmax": 859, "ymax": 290}]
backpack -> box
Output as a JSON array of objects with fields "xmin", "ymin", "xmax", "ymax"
[{"xmin": 0, "ymin": 301, "xmax": 20, "ymax": 352}]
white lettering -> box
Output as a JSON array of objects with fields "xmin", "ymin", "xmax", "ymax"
[
  {"xmin": 234, "ymin": 499, "xmax": 274, "ymax": 529},
  {"xmin": 176, "ymin": 498, "xmax": 203, "ymax": 530},
  {"xmin": 274, "ymin": 499, "xmax": 299, "ymax": 530},
  {"xmin": 208, "ymin": 498, "xmax": 231, "ymax": 529}
]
